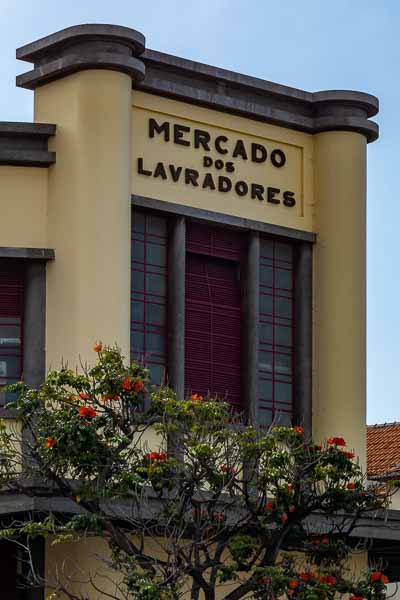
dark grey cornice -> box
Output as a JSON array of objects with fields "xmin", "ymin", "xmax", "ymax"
[
  {"xmin": 15, "ymin": 24, "xmax": 379, "ymax": 142},
  {"xmin": 16, "ymin": 24, "xmax": 146, "ymax": 90},
  {"xmin": 0, "ymin": 247, "xmax": 55, "ymax": 260},
  {"xmin": 132, "ymin": 195, "xmax": 317, "ymax": 243},
  {"xmin": 0, "ymin": 122, "xmax": 56, "ymax": 167},
  {"xmin": 139, "ymin": 49, "xmax": 379, "ymax": 142}
]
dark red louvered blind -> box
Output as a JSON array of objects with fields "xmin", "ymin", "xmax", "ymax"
[
  {"xmin": 185, "ymin": 223, "xmax": 242, "ymax": 409},
  {"xmin": 0, "ymin": 262, "xmax": 24, "ymax": 386},
  {"xmin": 186, "ymin": 221, "xmax": 243, "ymax": 260}
]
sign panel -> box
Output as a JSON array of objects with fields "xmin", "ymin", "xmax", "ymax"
[{"xmin": 132, "ymin": 92, "xmax": 313, "ymax": 232}]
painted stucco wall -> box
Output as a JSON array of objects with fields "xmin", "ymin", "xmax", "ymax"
[
  {"xmin": 0, "ymin": 166, "xmax": 47, "ymax": 248},
  {"xmin": 34, "ymin": 69, "xmax": 132, "ymax": 370},
  {"xmin": 313, "ymin": 131, "xmax": 367, "ymax": 467}
]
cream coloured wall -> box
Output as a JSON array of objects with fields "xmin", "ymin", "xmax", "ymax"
[
  {"xmin": 313, "ymin": 131, "xmax": 366, "ymax": 467},
  {"xmin": 34, "ymin": 70, "xmax": 132, "ymax": 370},
  {"xmin": 0, "ymin": 166, "xmax": 47, "ymax": 248},
  {"xmin": 132, "ymin": 91, "xmax": 314, "ymax": 233}
]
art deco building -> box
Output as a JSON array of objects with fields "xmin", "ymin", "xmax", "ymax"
[{"xmin": 0, "ymin": 23, "xmax": 397, "ymax": 599}]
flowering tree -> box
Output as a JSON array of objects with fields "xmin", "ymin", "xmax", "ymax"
[{"xmin": 0, "ymin": 345, "xmax": 392, "ymax": 599}]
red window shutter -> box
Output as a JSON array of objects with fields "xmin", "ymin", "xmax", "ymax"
[
  {"xmin": 185, "ymin": 224, "xmax": 242, "ymax": 409},
  {"xmin": 0, "ymin": 262, "xmax": 24, "ymax": 386}
]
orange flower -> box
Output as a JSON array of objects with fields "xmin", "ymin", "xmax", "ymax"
[
  {"xmin": 145, "ymin": 451, "xmax": 167, "ymax": 462},
  {"xmin": 300, "ymin": 572, "xmax": 315, "ymax": 582},
  {"xmin": 327, "ymin": 436, "xmax": 346, "ymax": 446},
  {"xmin": 45, "ymin": 437, "xmax": 56, "ymax": 449},
  {"xmin": 347, "ymin": 482, "xmax": 356, "ymax": 490},
  {"xmin": 293, "ymin": 426, "xmax": 304, "ymax": 434},
  {"xmin": 191, "ymin": 393, "xmax": 203, "ymax": 402},
  {"xmin": 370, "ymin": 571, "xmax": 388, "ymax": 584},
  {"xmin": 287, "ymin": 484, "xmax": 294, "ymax": 493},
  {"xmin": 264, "ymin": 501, "xmax": 274, "ymax": 511},
  {"xmin": 133, "ymin": 380, "xmax": 145, "ymax": 393},
  {"xmin": 79, "ymin": 392, "xmax": 90, "ymax": 400},
  {"xmin": 350, "ymin": 596, "xmax": 365, "ymax": 600},
  {"xmin": 122, "ymin": 377, "xmax": 132, "ymax": 391},
  {"xmin": 320, "ymin": 575, "xmax": 337, "ymax": 585},
  {"xmin": 101, "ymin": 395, "xmax": 111, "ymax": 402},
  {"xmin": 288, "ymin": 579, "xmax": 298, "ymax": 589},
  {"xmin": 78, "ymin": 406, "xmax": 97, "ymax": 418},
  {"xmin": 93, "ymin": 343, "xmax": 102, "ymax": 352},
  {"xmin": 343, "ymin": 451, "xmax": 355, "ymax": 460}
]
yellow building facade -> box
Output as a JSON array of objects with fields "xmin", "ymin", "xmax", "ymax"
[{"xmin": 0, "ymin": 23, "xmax": 393, "ymax": 599}]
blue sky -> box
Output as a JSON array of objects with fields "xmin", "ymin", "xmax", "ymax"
[{"xmin": 0, "ymin": 0, "xmax": 397, "ymax": 424}]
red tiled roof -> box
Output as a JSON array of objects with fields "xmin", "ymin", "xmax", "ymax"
[{"xmin": 367, "ymin": 422, "xmax": 400, "ymax": 478}]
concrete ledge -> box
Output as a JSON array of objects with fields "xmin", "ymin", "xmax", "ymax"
[
  {"xmin": 0, "ymin": 492, "xmax": 399, "ymax": 542},
  {"xmin": 17, "ymin": 53, "xmax": 146, "ymax": 90},
  {"xmin": 140, "ymin": 49, "xmax": 379, "ymax": 142},
  {"xmin": 0, "ymin": 247, "xmax": 55, "ymax": 260},
  {"xmin": 132, "ymin": 194, "xmax": 317, "ymax": 243},
  {"xmin": 15, "ymin": 24, "xmax": 379, "ymax": 142},
  {"xmin": 17, "ymin": 24, "xmax": 146, "ymax": 89},
  {"xmin": 0, "ymin": 122, "xmax": 56, "ymax": 167}
]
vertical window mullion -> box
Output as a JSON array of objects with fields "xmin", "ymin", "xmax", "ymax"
[
  {"xmin": 242, "ymin": 231, "xmax": 260, "ymax": 423},
  {"xmin": 294, "ymin": 241, "xmax": 313, "ymax": 436},
  {"xmin": 167, "ymin": 216, "xmax": 186, "ymax": 398}
]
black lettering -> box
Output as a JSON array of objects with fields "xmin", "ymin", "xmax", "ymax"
[
  {"xmin": 225, "ymin": 162, "xmax": 235, "ymax": 173},
  {"xmin": 194, "ymin": 129, "xmax": 211, "ymax": 151},
  {"xmin": 174, "ymin": 124, "xmax": 191, "ymax": 146},
  {"xmin": 215, "ymin": 135, "xmax": 228, "ymax": 155},
  {"xmin": 251, "ymin": 143, "xmax": 267, "ymax": 163},
  {"xmin": 154, "ymin": 162, "xmax": 167, "ymax": 180},
  {"xmin": 204, "ymin": 156, "xmax": 213, "ymax": 168},
  {"xmin": 185, "ymin": 169, "xmax": 199, "ymax": 187},
  {"xmin": 232, "ymin": 139, "xmax": 248, "ymax": 160},
  {"xmin": 251, "ymin": 183, "xmax": 265, "ymax": 201},
  {"xmin": 218, "ymin": 176, "xmax": 232, "ymax": 193},
  {"xmin": 137, "ymin": 157, "xmax": 152, "ymax": 176},
  {"xmin": 271, "ymin": 149, "xmax": 286, "ymax": 168},
  {"xmin": 235, "ymin": 181, "xmax": 249, "ymax": 197},
  {"xmin": 169, "ymin": 165, "xmax": 182, "ymax": 182},
  {"xmin": 215, "ymin": 159, "xmax": 224, "ymax": 170},
  {"xmin": 202, "ymin": 173, "xmax": 216, "ymax": 190},
  {"xmin": 267, "ymin": 187, "xmax": 281, "ymax": 204},
  {"xmin": 149, "ymin": 118, "xmax": 170, "ymax": 141},
  {"xmin": 283, "ymin": 190, "xmax": 296, "ymax": 207}
]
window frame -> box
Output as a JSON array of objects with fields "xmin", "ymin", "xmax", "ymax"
[{"xmin": 131, "ymin": 197, "xmax": 313, "ymax": 434}]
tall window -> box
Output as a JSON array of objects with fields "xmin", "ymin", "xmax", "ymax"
[
  {"xmin": 0, "ymin": 261, "xmax": 24, "ymax": 397},
  {"xmin": 131, "ymin": 212, "xmax": 168, "ymax": 385},
  {"xmin": 184, "ymin": 223, "xmax": 243, "ymax": 408},
  {"xmin": 131, "ymin": 209, "xmax": 296, "ymax": 423},
  {"xmin": 258, "ymin": 238, "xmax": 294, "ymax": 426}
]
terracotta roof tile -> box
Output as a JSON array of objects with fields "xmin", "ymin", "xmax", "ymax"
[{"xmin": 367, "ymin": 422, "xmax": 400, "ymax": 478}]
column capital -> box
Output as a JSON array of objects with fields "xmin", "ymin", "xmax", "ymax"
[{"xmin": 16, "ymin": 24, "xmax": 146, "ymax": 90}]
